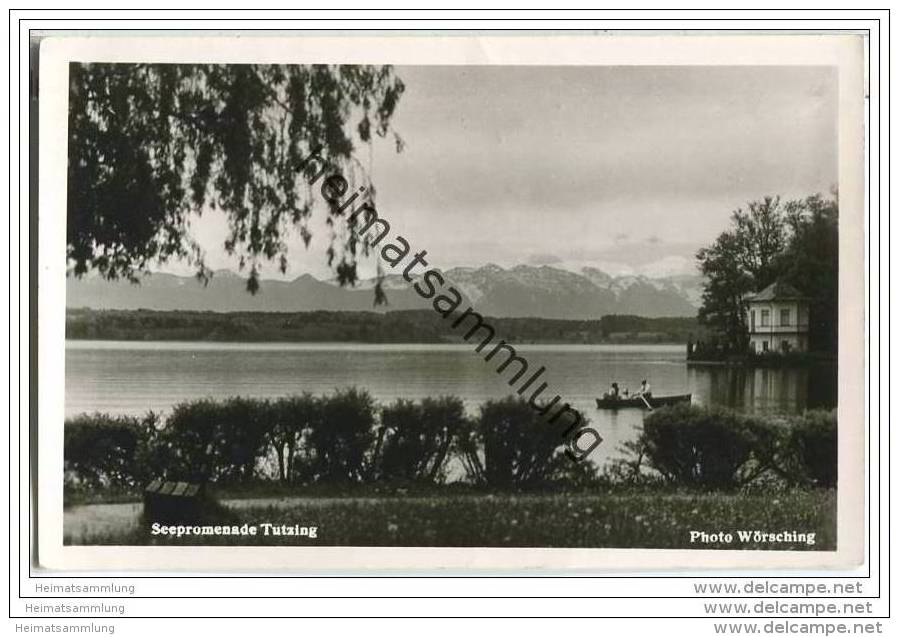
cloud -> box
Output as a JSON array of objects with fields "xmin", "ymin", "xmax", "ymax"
[{"xmin": 177, "ymin": 65, "xmax": 836, "ymax": 281}]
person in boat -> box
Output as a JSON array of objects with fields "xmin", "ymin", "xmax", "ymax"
[
  {"xmin": 605, "ymin": 382, "xmax": 620, "ymax": 400},
  {"xmin": 636, "ymin": 379, "xmax": 652, "ymax": 398}
]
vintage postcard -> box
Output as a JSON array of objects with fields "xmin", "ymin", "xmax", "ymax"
[{"xmin": 36, "ymin": 32, "xmax": 866, "ymax": 571}]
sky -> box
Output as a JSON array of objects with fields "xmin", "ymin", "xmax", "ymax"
[{"xmin": 176, "ymin": 65, "xmax": 838, "ymax": 281}]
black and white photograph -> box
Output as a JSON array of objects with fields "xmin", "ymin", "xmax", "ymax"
[{"xmin": 36, "ymin": 33, "xmax": 866, "ymax": 569}]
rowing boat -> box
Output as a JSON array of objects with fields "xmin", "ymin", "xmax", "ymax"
[{"xmin": 594, "ymin": 393, "xmax": 692, "ymax": 410}]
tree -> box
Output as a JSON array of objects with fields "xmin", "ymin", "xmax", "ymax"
[
  {"xmin": 696, "ymin": 194, "xmax": 838, "ymax": 353},
  {"xmin": 696, "ymin": 230, "xmax": 753, "ymax": 351},
  {"xmin": 780, "ymin": 194, "xmax": 839, "ymax": 352},
  {"xmin": 696, "ymin": 197, "xmax": 787, "ymax": 351},
  {"xmin": 730, "ymin": 196, "xmax": 787, "ymax": 287},
  {"xmin": 67, "ymin": 63, "xmax": 405, "ymax": 293}
]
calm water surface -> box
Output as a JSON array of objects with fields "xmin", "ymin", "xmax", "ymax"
[{"xmin": 65, "ymin": 341, "xmax": 837, "ymax": 469}]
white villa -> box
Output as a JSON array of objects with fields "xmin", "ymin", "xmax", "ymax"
[{"xmin": 744, "ymin": 281, "xmax": 810, "ymax": 354}]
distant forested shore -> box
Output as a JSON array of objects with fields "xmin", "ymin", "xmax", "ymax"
[{"xmin": 65, "ymin": 308, "xmax": 702, "ymax": 344}]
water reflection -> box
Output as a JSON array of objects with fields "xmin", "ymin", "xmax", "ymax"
[{"xmin": 689, "ymin": 364, "xmax": 837, "ymax": 415}]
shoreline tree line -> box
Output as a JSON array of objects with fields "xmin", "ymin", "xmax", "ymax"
[{"xmin": 65, "ymin": 308, "xmax": 701, "ymax": 345}]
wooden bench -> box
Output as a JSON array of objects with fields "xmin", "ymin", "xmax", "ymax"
[{"xmin": 143, "ymin": 479, "xmax": 208, "ymax": 523}]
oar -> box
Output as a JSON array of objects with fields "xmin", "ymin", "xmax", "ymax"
[{"xmin": 639, "ymin": 394, "xmax": 654, "ymax": 411}]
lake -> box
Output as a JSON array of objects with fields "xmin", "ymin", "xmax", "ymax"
[{"xmin": 64, "ymin": 340, "xmax": 837, "ymax": 469}]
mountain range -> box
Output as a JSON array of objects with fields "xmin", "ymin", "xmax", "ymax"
[{"xmin": 65, "ymin": 264, "xmax": 704, "ymax": 319}]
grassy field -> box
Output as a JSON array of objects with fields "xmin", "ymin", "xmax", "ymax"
[{"xmin": 76, "ymin": 489, "xmax": 836, "ymax": 550}]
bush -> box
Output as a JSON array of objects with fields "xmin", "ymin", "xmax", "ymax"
[
  {"xmin": 374, "ymin": 396, "xmax": 467, "ymax": 484},
  {"xmin": 304, "ymin": 388, "xmax": 377, "ymax": 483},
  {"xmin": 64, "ymin": 412, "xmax": 159, "ymax": 489},
  {"xmin": 459, "ymin": 396, "xmax": 580, "ymax": 488},
  {"xmin": 159, "ymin": 397, "xmax": 271, "ymax": 483},
  {"xmin": 638, "ymin": 404, "xmax": 756, "ymax": 489},
  {"xmin": 266, "ymin": 394, "xmax": 319, "ymax": 483},
  {"xmin": 782, "ymin": 409, "xmax": 837, "ymax": 487},
  {"xmin": 631, "ymin": 405, "xmax": 838, "ymax": 490}
]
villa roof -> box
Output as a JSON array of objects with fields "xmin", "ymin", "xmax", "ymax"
[{"xmin": 745, "ymin": 281, "xmax": 808, "ymax": 303}]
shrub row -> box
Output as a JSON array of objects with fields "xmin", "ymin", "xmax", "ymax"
[
  {"xmin": 64, "ymin": 391, "xmax": 585, "ymax": 490},
  {"xmin": 64, "ymin": 395, "xmax": 837, "ymax": 493},
  {"xmin": 622, "ymin": 404, "xmax": 836, "ymax": 489}
]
